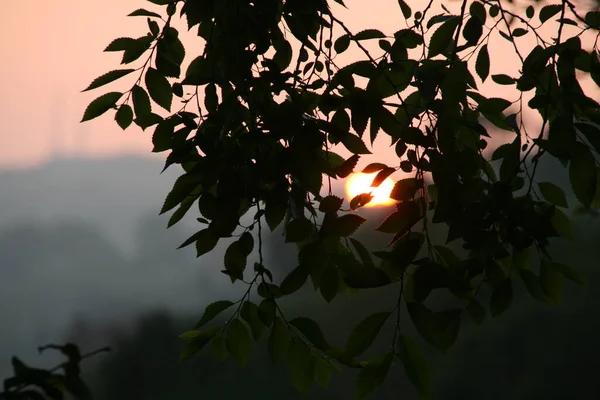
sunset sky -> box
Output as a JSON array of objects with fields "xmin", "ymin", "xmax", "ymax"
[{"xmin": 0, "ymin": 0, "xmax": 597, "ymax": 170}]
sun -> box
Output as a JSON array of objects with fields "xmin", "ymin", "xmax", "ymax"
[{"xmin": 345, "ymin": 173, "xmax": 396, "ymax": 208}]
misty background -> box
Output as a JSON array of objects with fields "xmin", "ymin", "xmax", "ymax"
[{"xmin": 0, "ymin": 152, "xmax": 599, "ymax": 399}]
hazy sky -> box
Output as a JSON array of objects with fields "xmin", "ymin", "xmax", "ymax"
[{"xmin": 0, "ymin": 0, "xmax": 597, "ymax": 170}]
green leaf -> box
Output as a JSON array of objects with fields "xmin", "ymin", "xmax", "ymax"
[
  {"xmin": 152, "ymin": 118, "xmax": 175, "ymax": 152},
  {"xmin": 104, "ymin": 37, "xmax": 136, "ymax": 52},
  {"xmin": 362, "ymin": 163, "xmax": 389, "ymax": 173},
  {"xmin": 241, "ymin": 301, "xmax": 266, "ymax": 340},
  {"xmin": 226, "ymin": 319, "xmax": 252, "ymax": 367},
  {"xmin": 344, "ymin": 312, "xmax": 390, "ymax": 357},
  {"xmin": 342, "ymin": 133, "xmax": 371, "ymax": 154},
  {"xmin": 313, "ymin": 356, "xmax": 333, "ymax": 389},
  {"xmin": 406, "ymin": 303, "xmax": 460, "ymax": 352},
  {"xmin": 350, "ymin": 238, "xmax": 375, "ymax": 269},
  {"xmin": 83, "ymin": 69, "xmax": 135, "ymax": 92},
  {"xmin": 258, "ymin": 299, "xmax": 277, "ymax": 327},
  {"xmin": 390, "ymin": 178, "xmax": 422, "ymax": 201},
  {"xmin": 81, "ymin": 92, "xmax": 122, "ymax": 122},
  {"xmin": 586, "ymin": 11, "xmax": 600, "ymax": 29},
  {"xmin": 466, "ymin": 299, "xmax": 486, "ymax": 324},
  {"xmin": 286, "ymin": 340, "xmax": 313, "ymax": 394},
  {"xmin": 551, "ymin": 207, "xmax": 573, "ymax": 239},
  {"xmin": 519, "ymin": 269, "xmax": 548, "ymax": 303},
  {"xmin": 371, "ymin": 168, "xmax": 395, "ymax": 188},
  {"xmin": 375, "ymin": 204, "xmax": 419, "ymax": 235},
  {"xmin": 398, "ymin": 0, "xmax": 411, "ymax": 18},
  {"xmin": 195, "ymin": 300, "xmax": 235, "ymax": 329},
  {"xmin": 356, "ymin": 354, "xmax": 392, "ymax": 400},
  {"xmin": 128, "ymin": 8, "xmax": 162, "ymax": 18},
  {"xmin": 121, "ymin": 36, "xmax": 154, "ymax": 64},
  {"xmin": 334, "ymin": 34, "xmax": 351, "ymax": 53},
  {"xmin": 526, "ymin": 5, "xmax": 535, "ymax": 19},
  {"xmin": 148, "ymin": 18, "xmax": 160, "ymax": 36},
  {"xmin": 290, "ymin": 318, "xmax": 329, "ymax": 351},
  {"xmin": 354, "ymin": 29, "xmax": 386, "ymax": 40},
  {"xmin": 319, "ymin": 195, "xmax": 344, "ymax": 213},
  {"xmin": 211, "ymin": 334, "xmax": 229, "ymax": 361},
  {"xmin": 224, "ymin": 241, "xmax": 248, "ymax": 281},
  {"xmin": 204, "ymin": 83, "xmax": 218, "ymax": 113},
  {"xmin": 145, "ymin": 67, "xmax": 173, "ymax": 111},
  {"xmin": 268, "ymin": 317, "xmax": 292, "ymax": 363},
  {"xmin": 350, "ymin": 193, "xmax": 374, "ymax": 209},
  {"xmin": 540, "ymin": 261, "xmax": 563, "ymax": 305},
  {"xmin": 320, "ymin": 265, "xmax": 340, "ymax": 302},
  {"xmin": 115, "ymin": 104, "xmax": 134, "ymax": 129},
  {"xmin": 132, "ymin": 85, "xmax": 152, "ymax": 118},
  {"xmin": 470, "ymin": 1, "xmax": 486, "ymax": 23},
  {"xmin": 428, "ymin": 16, "xmax": 459, "ymax": 58},
  {"xmin": 462, "ymin": 17, "xmax": 483, "ymax": 44},
  {"xmin": 576, "ymin": 123, "xmax": 600, "ymax": 155},
  {"xmin": 490, "ymin": 278, "xmax": 513, "ymax": 318},
  {"xmin": 273, "ymin": 39, "xmax": 293, "ymax": 70},
  {"xmin": 539, "ymin": 4, "xmax": 562, "ymax": 24},
  {"xmin": 569, "ymin": 144, "xmax": 598, "ymax": 208},
  {"xmin": 280, "ymin": 265, "xmax": 309, "ymax": 295},
  {"xmin": 538, "ymin": 181, "xmax": 568, "ymax": 208},
  {"xmin": 194, "ymin": 228, "xmax": 219, "ymax": 257},
  {"xmin": 285, "ymin": 218, "xmax": 313, "ymax": 243},
  {"xmin": 489, "ymin": 5, "xmax": 499, "ymax": 17},
  {"xmin": 475, "ymin": 44, "xmax": 490, "ymax": 82},
  {"xmin": 179, "ymin": 327, "xmax": 218, "ymax": 361},
  {"xmin": 543, "ymin": 260, "xmax": 584, "ymax": 285},
  {"xmin": 512, "ymin": 28, "xmax": 528, "ymax": 37},
  {"xmin": 331, "ymin": 214, "xmax": 367, "ymax": 236},
  {"xmin": 160, "ymin": 171, "xmax": 201, "ymax": 214},
  {"xmin": 336, "ymin": 154, "xmax": 361, "ymax": 178},
  {"xmin": 147, "ymin": 0, "xmax": 175, "ymax": 4},
  {"xmin": 491, "ymin": 74, "xmax": 516, "ymax": 85},
  {"xmin": 397, "ymin": 335, "xmax": 432, "ymax": 397}
]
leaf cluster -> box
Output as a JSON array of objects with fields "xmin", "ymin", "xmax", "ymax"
[{"xmin": 82, "ymin": 0, "xmax": 599, "ymax": 397}]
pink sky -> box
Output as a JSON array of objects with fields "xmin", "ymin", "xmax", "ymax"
[{"xmin": 0, "ymin": 0, "xmax": 596, "ymax": 170}]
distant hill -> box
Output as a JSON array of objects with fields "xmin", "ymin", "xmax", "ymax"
[{"xmin": 0, "ymin": 155, "xmax": 185, "ymax": 253}]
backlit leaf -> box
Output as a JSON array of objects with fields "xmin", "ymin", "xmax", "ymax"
[
  {"xmin": 280, "ymin": 265, "xmax": 309, "ymax": 295},
  {"xmin": 290, "ymin": 318, "xmax": 329, "ymax": 351},
  {"xmin": 128, "ymin": 8, "xmax": 162, "ymax": 18},
  {"xmin": 81, "ymin": 92, "xmax": 122, "ymax": 122},
  {"xmin": 538, "ymin": 181, "xmax": 568, "ymax": 208},
  {"xmin": 354, "ymin": 29, "xmax": 386, "ymax": 41},
  {"xmin": 83, "ymin": 69, "xmax": 135, "ymax": 92},
  {"xmin": 285, "ymin": 218, "xmax": 313, "ymax": 242},
  {"xmin": 115, "ymin": 104, "xmax": 134, "ymax": 129},
  {"xmin": 331, "ymin": 214, "xmax": 367, "ymax": 236},
  {"xmin": 345, "ymin": 312, "xmax": 390, "ymax": 357},
  {"xmin": 475, "ymin": 44, "xmax": 490, "ymax": 81},
  {"xmin": 490, "ymin": 278, "xmax": 513, "ymax": 317},
  {"xmin": 539, "ymin": 4, "xmax": 562, "ymax": 24},
  {"xmin": 268, "ymin": 318, "xmax": 292, "ymax": 363},
  {"xmin": 569, "ymin": 144, "xmax": 598, "ymax": 208},
  {"xmin": 397, "ymin": 335, "xmax": 432, "ymax": 397},
  {"xmin": 226, "ymin": 319, "xmax": 252, "ymax": 367},
  {"xmin": 145, "ymin": 67, "xmax": 173, "ymax": 111},
  {"xmin": 428, "ymin": 16, "xmax": 459, "ymax": 58},
  {"xmin": 132, "ymin": 85, "xmax": 152, "ymax": 118},
  {"xmin": 195, "ymin": 300, "xmax": 234, "ymax": 329}
]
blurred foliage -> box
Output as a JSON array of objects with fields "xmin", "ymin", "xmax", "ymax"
[
  {"xmin": 81, "ymin": 0, "xmax": 600, "ymax": 397},
  {"xmin": 0, "ymin": 345, "xmax": 108, "ymax": 400}
]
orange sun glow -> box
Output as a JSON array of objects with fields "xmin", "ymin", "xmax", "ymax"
[{"xmin": 345, "ymin": 173, "xmax": 396, "ymax": 207}]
